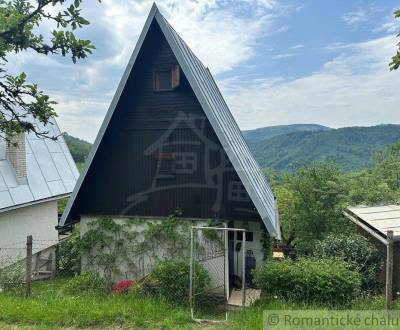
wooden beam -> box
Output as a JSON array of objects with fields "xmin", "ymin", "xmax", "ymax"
[
  {"xmin": 25, "ymin": 235, "xmax": 32, "ymax": 298},
  {"xmin": 386, "ymin": 230, "xmax": 394, "ymax": 310},
  {"xmin": 343, "ymin": 211, "xmax": 388, "ymax": 245}
]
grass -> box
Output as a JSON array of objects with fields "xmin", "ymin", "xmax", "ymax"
[
  {"xmin": 0, "ymin": 279, "xmax": 192, "ymax": 329},
  {"xmin": 0, "ymin": 279, "xmax": 398, "ymax": 329}
]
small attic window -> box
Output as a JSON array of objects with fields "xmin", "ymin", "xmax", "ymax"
[{"xmin": 154, "ymin": 65, "xmax": 180, "ymax": 91}]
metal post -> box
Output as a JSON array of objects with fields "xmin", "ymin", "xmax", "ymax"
[
  {"xmin": 189, "ymin": 227, "xmax": 194, "ymax": 319},
  {"xmin": 242, "ymin": 231, "xmax": 246, "ymax": 308},
  {"xmin": 25, "ymin": 235, "xmax": 32, "ymax": 298},
  {"xmin": 386, "ymin": 230, "xmax": 394, "ymax": 310},
  {"xmin": 224, "ymin": 229, "xmax": 229, "ymax": 302}
]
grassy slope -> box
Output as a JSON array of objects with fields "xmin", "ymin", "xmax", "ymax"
[
  {"xmin": 0, "ymin": 280, "xmax": 398, "ymax": 329},
  {"xmin": 248, "ymin": 125, "xmax": 400, "ymax": 172}
]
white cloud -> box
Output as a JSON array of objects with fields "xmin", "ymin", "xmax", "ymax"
[
  {"xmin": 221, "ymin": 35, "xmax": 400, "ymax": 130},
  {"xmin": 342, "ymin": 8, "xmax": 369, "ymax": 25},
  {"xmin": 8, "ymin": 0, "xmax": 286, "ymax": 142},
  {"xmin": 342, "ymin": 5, "xmax": 386, "ymax": 26},
  {"xmin": 271, "ymin": 53, "xmax": 295, "ymax": 59},
  {"xmin": 289, "ymin": 44, "xmax": 304, "ymax": 49}
]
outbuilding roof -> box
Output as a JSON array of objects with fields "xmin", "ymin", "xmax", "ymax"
[
  {"xmin": 344, "ymin": 205, "xmax": 400, "ymax": 243},
  {"xmin": 59, "ymin": 4, "xmax": 280, "ymax": 238},
  {"xmin": 0, "ymin": 117, "xmax": 79, "ymax": 212}
]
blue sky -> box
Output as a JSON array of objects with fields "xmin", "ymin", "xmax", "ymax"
[{"xmin": 9, "ymin": 0, "xmax": 400, "ymax": 142}]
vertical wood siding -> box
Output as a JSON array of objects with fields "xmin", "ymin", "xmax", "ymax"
[{"xmin": 73, "ymin": 21, "xmax": 260, "ymax": 222}]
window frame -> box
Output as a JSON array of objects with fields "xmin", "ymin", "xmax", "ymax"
[
  {"xmin": 153, "ymin": 65, "xmax": 180, "ymax": 92},
  {"xmin": 153, "ymin": 70, "xmax": 173, "ymax": 92}
]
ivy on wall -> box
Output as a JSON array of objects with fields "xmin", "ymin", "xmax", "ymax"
[{"xmin": 78, "ymin": 211, "xmax": 217, "ymax": 280}]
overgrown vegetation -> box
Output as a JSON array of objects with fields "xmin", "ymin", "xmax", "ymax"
[
  {"xmin": 273, "ymin": 142, "xmax": 400, "ymax": 257},
  {"xmin": 1, "ymin": 278, "xmax": 398, "ymax": 329},
  {"xmin": 314, "ymin": 234, "xmax": 383, "ymax": 293},
  {"xmin": 64, "ymin": 272, "xmax": 112, "ymax": 296},
  {"xmin": 254, "ymin": 258, "xmax": 361, "ymax": 306},
  {"xmin": 78, "ymin": 212, "xmax": 196, "ymax": 281},
  {"xmin": 132, "ymin": 259, "xmax": 209, "ymax": 305}
]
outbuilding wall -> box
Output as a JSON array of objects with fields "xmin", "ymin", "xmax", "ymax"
[
  {"xmin": 0, "ymin": 201, "xmax": 58, "ymax": 266},
  {"xmin": 356, "ymin": 226, "xmax": 400, "ymax": 295}
]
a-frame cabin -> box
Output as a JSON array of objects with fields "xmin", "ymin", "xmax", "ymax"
[{"xmin": 60, "ymin": 3, "xmax": 280, "ymax": 285}]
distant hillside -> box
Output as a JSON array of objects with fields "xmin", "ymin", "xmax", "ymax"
[
  {"xmin": 247, "ymin": 125, "xmax": 400, "ymax": 172},
  {"xmin": 64, "ymin": 124, "xmax": 400, "ymax": 173},
  {"xmin": 64, "ymin": 134, "xmax": 92, "ymax": 164},
  {"xmin": 242, "ymin": 124, "xmax": 331, "ymax": 143}
]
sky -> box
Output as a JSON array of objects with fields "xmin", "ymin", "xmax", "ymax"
[{"xmin": 8, "ymin": 0, "xmax": 400, "ymax": 142}]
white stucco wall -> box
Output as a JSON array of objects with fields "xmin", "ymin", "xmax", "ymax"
[
  {"xmin": 0, "ymin": 201, "xmax": 58, "ymax": 266},
  {"xmin": 80, "ymin": 216, "xmax": 215, "ymax": 280},
  {"xmin": 80, "ymin": 217, "xmax": 266, "ymax": 296}
]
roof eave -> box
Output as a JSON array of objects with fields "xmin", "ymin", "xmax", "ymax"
[{"xmin": 0, "ymin": 193, "xmax": 70, "ymax": 214}]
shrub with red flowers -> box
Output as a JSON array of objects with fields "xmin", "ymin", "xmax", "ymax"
[{"xmin": 112, "ymin": 280, "xmax": 135, "ymax": 294}]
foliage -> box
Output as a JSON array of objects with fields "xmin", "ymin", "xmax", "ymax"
[
  {"xmin": 56, "ymin": 227, "xmax": 81, "ymax": 277},
  {"xmin": 247, "ymin": 124, "xmax": 400, "ymax": 172},
  {"xmin": 0, "ymin": 278, "xmax": 396, "ymax": 329},
  {"xmin": 64, "ymin": 134, "xmax": 92, "ymax": 163},
  {"xmin": 390, "ymin": 9, "xmax": 400, "ymax": 71},
  {"xmin": 132, "ymin": 259, "xmax": 209, "ymax": 305},
  {"xmin": 0, "ymin": 261, "xmax": 24, "ymax": 293},
  {"xmin": 373, "ymin": 143, "xmax": 400, "ymax": 191},
  {"xmin": 278, "ymin": 163, "xmax": 352, "ymax": 254},
  {"xmin": 0, "ymin": 0, "xmax": 96, "ymax": 139},
  {"xmin": 79, "ymin": 218, "xmax": 138, "ymax": 281},
  {"xmin": 64, "ymin": 272, "xmax": 112, "ymax": 296},
  {"xmin": 314, "ymin": 234, "xmax": 383, "ymax": 293},
  {"xmin": 254, "ymin": 258, "xmax": 361, "ymax": 306},
  {"xmin": 79, "ymin": 214, "xmax": 194, "ymax": 281},
  {"xmin": 342, "ymin": 170, "xmax": 398, "ymax": 205}
]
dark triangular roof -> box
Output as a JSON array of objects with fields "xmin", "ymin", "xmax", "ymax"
[{"xmin": 60, "ymin": 3, "xmax": 280, "ymax": 238}]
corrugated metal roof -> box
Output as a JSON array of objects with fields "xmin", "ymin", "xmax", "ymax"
[
  {"xmin": 0, "ymin": 117, "xmax": 79, "ymax": 212},
  {"xmin": 346, "ymin": 205, "xmax": 400, "ymax": 240},
  {"xmin": 59, "ymin": 4, "xmax": 280, "ymax": 238}
]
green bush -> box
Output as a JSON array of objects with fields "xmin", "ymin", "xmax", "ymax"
[
  {"xmin": 0, "ymin": 262, "xmax": 25, "ymax": 293},
  {"xmin": 131, "ymin": 259, "xmax": 209, "ymax": 305},
  {"xmin": 56, "ymin": 228, "xmax": 81, "ymax": 277},
  {"xmin": 254, "ymin": 258, "xmax": 361, "ymax": 306},
  {"xmin": 314, "ymin": 234, "xmax": 383, "ymax": 293},
  {"xmin": 64, "ymin": 272, "xmax": 112, "ymax": 296}
]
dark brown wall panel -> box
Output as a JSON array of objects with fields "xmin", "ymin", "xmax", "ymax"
[{"xmin": 74, "ymin": 21, "xmax": 260, "ymax": 222}]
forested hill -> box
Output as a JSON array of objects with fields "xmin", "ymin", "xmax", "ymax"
[
  {"xmin": 242, "ymin": 124, "xmax": 331, "ymax": 143},
  {"xmin": 65, "ymin": 124, "xmax": 400, "ymax": 173},
  {"xmin": 64, "ymin": 134, "xmax": 92, "ymax": 164},
  {"xmin": 246, "ymin": 124, "xmax": 400, "ymax": 172}
]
